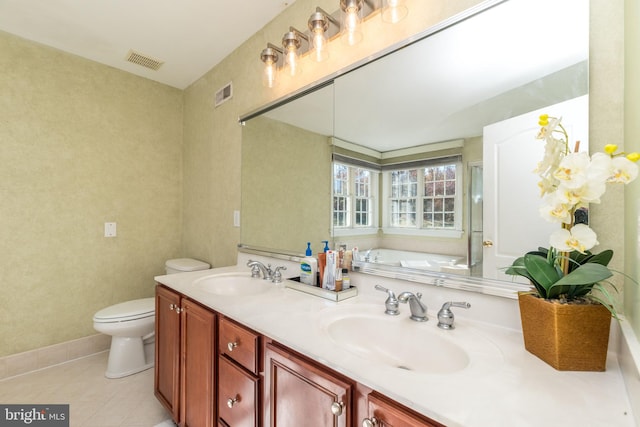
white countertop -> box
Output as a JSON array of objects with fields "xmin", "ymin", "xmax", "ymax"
[{"xmin": 155, "ymin": 259, "xmax": 635, "ymax": 427}]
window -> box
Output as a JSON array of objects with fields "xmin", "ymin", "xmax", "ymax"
[
  {"xmin": 383, "ymin": 159, "xmax": 463, "ymax": 237},
  {"xmin": 332, "ymin": 162, "xmax": 378, "ymax": 234}
]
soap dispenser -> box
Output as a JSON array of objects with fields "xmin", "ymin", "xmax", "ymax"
[
  {"xmin": 318, "ymin": 240, "xmax": 329, "ymax": 287},
  {"xmin": 300, "ymin": 242, "xmax": 318, "ymax": 286}
]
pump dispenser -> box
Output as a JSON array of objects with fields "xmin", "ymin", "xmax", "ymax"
[
  {"xmin": 300, "ymin": 242, "xmax": 318, "ymax": 286},
  {"xmin": 318, "ymin": 240, "xmax": 330, "ymax": 287}
]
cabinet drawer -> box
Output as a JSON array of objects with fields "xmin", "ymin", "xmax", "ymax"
[
  {"xmin": 218, "ymin": 355, "xmax": 259, "ymax": 427},
  {"xmin": 219, "ymin": 316, "xmax": 260, "ymax": 374},
  {"xmin": 365, "ymin": 392, "xmax": 445, "ymax": 427}
]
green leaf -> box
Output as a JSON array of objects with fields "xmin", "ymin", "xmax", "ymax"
[
  {"xmin": 555, "ymin": 263, "xmax": 612, "ymax": 285},
  {"xmin": 523, "ymin": 254, "xmax": 560, "ymax": 294},
  {"xmin": 588, "ymin": 250, "xmax": 614, "ymax": 267}
]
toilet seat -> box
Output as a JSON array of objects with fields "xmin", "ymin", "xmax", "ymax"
[{"xmin": 93, "ymin": 298, "xmax": 155, "ymax": 323}]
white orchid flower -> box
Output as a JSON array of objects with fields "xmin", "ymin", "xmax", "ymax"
[
  {"xmin": 552, "ymin": 152, "xmax": 590, "ymax": 189},
  {"xmin": 608, "ymin": 156, "xmax": 639, "ymax": 183},
  {"xmin": 539, "ymin": 196, "xmax": 573, "ymax": 224},
  {"xmin": 536, "ymin": 115, "xmax": 562, "ymax": 141},
  {"xmin": 555, "ymin": 175, "xmax": 606, "ymax": 205},
  {"xmin": 549, "ymin": 224, "xmax": 598, "ymax": 254}
]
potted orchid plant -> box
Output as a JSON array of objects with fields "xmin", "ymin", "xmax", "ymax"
[{"xmin": 505, "ymin": 113, "xmax": 639, "ymax": 371}]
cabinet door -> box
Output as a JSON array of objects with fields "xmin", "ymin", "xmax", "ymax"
[
  {"xmin": 155, "ymin": 285, "xmax": 181, "ymax": 422},
  {"xmin": 180, "ymin": 299, "xmax": 217, "ymax": 427},
  {"xmin": 265, "ymin": 342, "xmax": 352, "ymax": 427},
  {"xmin": 218, "ymin": 355, "xmax": 259, "ymax": 427},
  {"xmin": 363, "ymin": 393, "xmax": 444, "ymax": 427}
]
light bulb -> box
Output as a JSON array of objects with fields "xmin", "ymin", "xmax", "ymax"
[
  {"xmin": 262, "ymin": 60, "xmax": 278, "ymax": 88},
  {"xmin": 382, "ymin": 0, "xmax": 408, "ymax": 23},
  {"xmin": 311, "ymin": 31, "xmax": 329, "ymax": 62},
  {"xmin": 342, "ymin": 7, "xmax": 362, "ymax": 46},
  {"xmin": 282, "ymin": 31, "xmax": 302, "ymax": 77},
  {"xmin": 260, "ymin": 47, "xmax": 280, "ymax": 88},
  {"xmin": 284, "ymin": 47, "xmax": 301, "ymax": 77},
  {"xmin": 340, "ymin": 0, "xmax": 363, "ymax": 46},
  {"xmin": 308, "ymin": 11, "xmax": 330, "ymax": 62}
]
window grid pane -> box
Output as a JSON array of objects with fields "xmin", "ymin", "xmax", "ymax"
[
  {"xmin": 333, "ymin": 163, "xmax": 376, "ymax": 229},
  {"xmin": 422, "ymin": 164, "xmax": 456, "ymax": 229},
  {"xmin": 390, "ymin": 169, "xmax": 418, "ymax": 227}
]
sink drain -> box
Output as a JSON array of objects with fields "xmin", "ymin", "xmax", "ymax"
[{"xmin": 396, "ymin": 365, "xmax": 411, "ymax": 371}]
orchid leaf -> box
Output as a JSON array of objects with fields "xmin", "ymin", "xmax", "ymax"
[
  {"xmin": 588, "ymin": 249, "xmax": 614, "ymax": 267},
  {"xmin": 523, "ymin": 254, "xmax": 560, "ymax": 295},
  {"xmin": 548, "ymin": 263, "xmax": 612, "ymax": 289}
]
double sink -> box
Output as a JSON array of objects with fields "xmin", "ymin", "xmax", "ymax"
[{"xmin": 191, "ymin": 272, "xmax": 503, "ymax": 375}]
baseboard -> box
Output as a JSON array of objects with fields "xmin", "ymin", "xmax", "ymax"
[
  {"xmin": 617, "ymin": 318, "xmax": 640, "ymax": 424},
  {"xmin": 0, "ymin": 334, "xmax": 111, "ymax": 381}
]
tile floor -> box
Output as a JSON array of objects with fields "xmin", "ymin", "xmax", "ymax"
[{"xmin": 0, "ymin": 352, "xmax": 172, "ymax": 427}]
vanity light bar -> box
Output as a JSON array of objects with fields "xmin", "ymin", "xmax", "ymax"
[{"xmin": 260, "ymin": 0, "xmax": 408, "ymax": 88}]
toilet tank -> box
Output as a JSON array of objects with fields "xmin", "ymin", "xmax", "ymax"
[{"xmin": 165, "ymin": 258, "xmax": 210, "ymax": 275}]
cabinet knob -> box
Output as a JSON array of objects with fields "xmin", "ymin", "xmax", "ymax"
[
  {"xmin": 227, "ymin": 396, "xmax": 240, "ymax": 408},
  {"xmin": 362, "ymin": 417, "xmax": 380, "ymax": 427},
  {"xmin": 227, "ymin": 342, "xmax": 238, "ymax": 352},
  {"xmin": 169, "ymin": 303, "xmax": 176, "ymax": 311},
  {"xmin": 330, "ymin": 401, "xmax": 345, "ymax": 416}
]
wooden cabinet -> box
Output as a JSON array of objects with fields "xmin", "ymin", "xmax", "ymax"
[
  {"xmin": 155, "ymin": 284, "xmax": 445, "ymax": 427},
  {"xmin": 218, "ymin": 317, "xmax": 261, "ymax": 427},
  {"xmin": 264, "ymin": 342, "xmax": 353, "ymax": 427},
  {"xmin": 360, "ymin": 392, "xmax": 445, "ymax": 427},
  {"xmin": 155, "ymin": 285, "xmax": 181, "ymax": 420},
  {"xmin": 155, "ymin": 285, "xmax": 217, "ymax": 427}
]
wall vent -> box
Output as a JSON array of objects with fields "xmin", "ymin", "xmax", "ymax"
[
  {"xmin": 215, "ymin": 82, "xmax": 233, "ymax": 107},
  {"xmin": 125, "ymin": 49, "xmax": 164, "ymax": 71}
]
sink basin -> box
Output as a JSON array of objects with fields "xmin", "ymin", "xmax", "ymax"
[
  {"xmin": 193, "ymin": 272, "xmax": 271, "ymax": 296},
  {"xmin": 319, "ymin": 305, "xmax": 502, "ymax": 374}
]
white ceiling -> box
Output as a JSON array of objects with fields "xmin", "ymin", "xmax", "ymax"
[{"xmin": 0, "ymin": 0, "xmax": 297, "ymax": 89}]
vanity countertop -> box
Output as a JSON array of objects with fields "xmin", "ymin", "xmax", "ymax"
[{"xmin": 155, "ymin": 263, "xmax": 635, "ymax": 427}]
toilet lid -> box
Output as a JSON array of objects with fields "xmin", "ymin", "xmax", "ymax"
[{"xmin": 93, "ymin": 297, "xmax": 155, "ymax": 322}]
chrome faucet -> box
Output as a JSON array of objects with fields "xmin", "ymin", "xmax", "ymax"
[
  {"xmin": 246, "ymin": 260, "xmax": 273, "ymax": 280},
  {"xmin": 398, "ymin": 292, "xmax": 427, "ymax": 322},
  {"xmin": 374, "ymin": 285, "xmax": 399, "ymax": 315},
  {"xmin": 437, "ymin": 301, "xmax": 470, "ymax": 329},
  {"xmin": 272, "ymin": 266, "xmax": 287, "ymax": 283}
]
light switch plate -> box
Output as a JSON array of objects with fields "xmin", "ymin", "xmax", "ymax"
[{"xmin": 105, "ymin": 222, "xmax": 117, "ymax": 237}]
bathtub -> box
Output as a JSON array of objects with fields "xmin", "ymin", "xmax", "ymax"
[{"xmin": 357, "ymin": 248, "xmax": 469, "ymax": 275}]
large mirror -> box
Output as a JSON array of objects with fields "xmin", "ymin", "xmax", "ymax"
[{"xmin": 240, "ymin": 0, "xmax": 588, "ymax": 289}]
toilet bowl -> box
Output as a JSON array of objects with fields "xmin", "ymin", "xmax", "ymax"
[
  {"xmin": 94, "ymin": 258, "xmax": 210, "ymax": 378},
  {"xmin": 93, "ymin": 298, "xmax": 156, "ymax": 378}
]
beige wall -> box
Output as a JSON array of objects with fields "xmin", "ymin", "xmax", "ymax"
[
  {"xmin": 625, "ymin": 0, "xmax": 640, "ymax": 335},
  {"xmin": 0, "ymin": 32, "xmax": 184, "ymax": 356}
]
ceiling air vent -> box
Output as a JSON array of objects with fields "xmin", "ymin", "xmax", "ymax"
[
  {"xmin": 125, "ymin": 49, "xmax": 164, "ymax": 71},
  {"xmin": 215, "ymin": 82, "xmax": 233, "ymax": 107}
]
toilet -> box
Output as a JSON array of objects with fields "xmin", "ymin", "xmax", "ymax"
[{"xmin": 93, "ymin": 258, "xmax": 210, "ymax": 378}]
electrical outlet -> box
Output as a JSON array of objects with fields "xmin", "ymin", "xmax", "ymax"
[
  {"xmin": 233, "ymin": 210, "xmax": 240, "ymax": 227},
  {"xmin": 104, "ymin": 222, "xmax": 117, "ymax": 237}
]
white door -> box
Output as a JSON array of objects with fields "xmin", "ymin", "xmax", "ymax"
[{"xmin": 482, "ymin": 95, "xmax": 589, "ymax": 281}]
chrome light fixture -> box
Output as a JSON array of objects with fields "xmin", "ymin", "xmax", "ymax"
[
  {"xmin": 260, "ymin": 0, "xmax": 407, "ymax": 89},
  {"xmin": 382, "ymin": 0, "xmax": 408, "ymax": 23},
  {"xmin": 307, "ymin": 8, "xmax": 340, "ymax": 62},
  {"xmin": 340, "ymin": 0, "xmax": 364, "ymax": 46},
  {"xmin": 282, "ymin": 27, "xmax": 308, "ymax": 77},
  {"xmin": 260, "ymin": 43, "xmax": 283, "ymax": 88}
]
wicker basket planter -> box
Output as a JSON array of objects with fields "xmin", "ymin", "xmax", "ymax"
[{"xmin": 517, "ymin": 292, "xmax": 612, "ymax": 371}]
